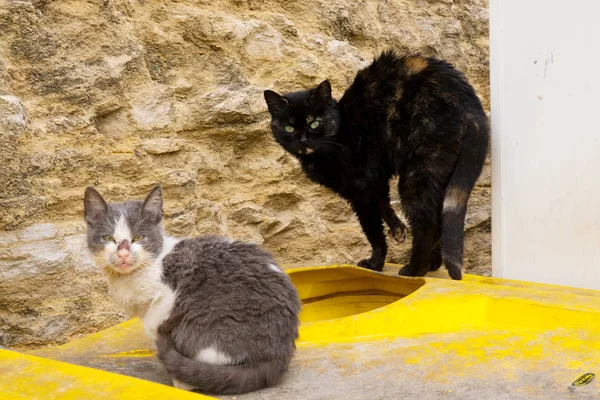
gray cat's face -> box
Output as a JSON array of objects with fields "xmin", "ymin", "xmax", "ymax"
[{"xmin": 84, "ymin": 185, "xmax": 164, "ymax": 275}]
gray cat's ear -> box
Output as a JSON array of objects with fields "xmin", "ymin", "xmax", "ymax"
[
  {"xmin": 264, "ymin": 90, "xmax": 288, "ymax": 115},
  {"xmin": 84, "ymin": 187, "xmax": 108, "ymax": 224},
  {"xmin": 142, "ymin": 185, "xmax": 163, "ymax": 223},
  {"xmin": 314, "ymin": 80, "xmax": 332, "ymax": 103}
]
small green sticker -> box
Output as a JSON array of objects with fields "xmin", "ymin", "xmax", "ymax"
[{"xmin": 572, "ymin": 373, "xmax": 595, "ymax": 387}]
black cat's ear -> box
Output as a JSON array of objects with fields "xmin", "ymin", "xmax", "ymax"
[
  {"xmin": 313, "ymin": 80, "xmax": 332, "ymax": 104},
  {"xmin": 142, "ymin": 184, "xmax": 164, "ymax": 223},
  {"xmin": 264, "ymin": 90, "xmax": 289, "ymax": 115},
  {"xmin": 84, "ymin": 187, "xmax": 108, "ymax": 224}
]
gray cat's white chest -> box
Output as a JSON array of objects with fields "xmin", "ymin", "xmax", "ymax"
[
  {"xmin": 107, "ymin": 265, "xmax": 165, "ymax": 318},
  {"xmin": 106, "ymin": 263, "xmax": 177, "ymax": 344}
]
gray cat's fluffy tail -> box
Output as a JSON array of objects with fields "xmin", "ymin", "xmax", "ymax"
[{"xmin": 155, "ymin": 316, "xmax": 289, "ymax": 395}]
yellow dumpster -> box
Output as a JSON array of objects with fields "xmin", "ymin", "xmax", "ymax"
[{"xmin": 1, "ymin": 264, "xmax": 598, "ymax": 399}]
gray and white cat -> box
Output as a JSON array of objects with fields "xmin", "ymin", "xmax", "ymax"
[{"xmin": 83, "ymin": 185, "xmax": 301, "ymax": 394}]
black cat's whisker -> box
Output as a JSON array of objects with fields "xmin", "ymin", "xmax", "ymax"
[
  {"xmin": 318, "ymin": 142, "xmax": 349, "ymax": 159},
  {"xmin": 320, "ymin": 140, "xmax": 349, "ymax": 153}
]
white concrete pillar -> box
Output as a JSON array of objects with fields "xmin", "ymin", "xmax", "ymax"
[{"xmin": 490, "ymin": 0, "xmax": 600, "ymax": 289}]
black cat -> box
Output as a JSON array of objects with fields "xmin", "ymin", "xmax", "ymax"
[{"xmin": 264, "ymin": 51, "xmax": 488, "ymax": 280}]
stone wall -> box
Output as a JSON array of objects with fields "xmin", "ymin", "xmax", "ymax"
[{"xmin": 0, "ymin": 0, "xmax": 490, "ymax": 348}]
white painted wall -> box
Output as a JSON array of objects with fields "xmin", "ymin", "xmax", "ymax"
[{"xmin": 490, "ymin": 0, "xmax": 600, "ymax": 290}]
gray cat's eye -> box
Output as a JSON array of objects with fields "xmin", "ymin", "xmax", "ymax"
[
  {"xmin": 310, "ymin": 121, "xmax": 320, "ymax": 129},
  {"xmin": 132, "ymin": 235, "xmax": 145, "ymax": 243},
  {"xmin": 284, "ymin": 125, "xmax": 295, "ymax": 133},
  {"xmin": 103, "ymin": 235, "xmax": 115, "ymax": 243}
]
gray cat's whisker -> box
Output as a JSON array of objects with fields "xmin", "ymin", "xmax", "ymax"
[{"xmin": 133, "ymin": 213, "xmax": 152, "ymax": 232}]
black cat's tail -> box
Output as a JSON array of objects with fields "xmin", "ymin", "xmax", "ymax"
[
  {"xmin": 155, "ymin": 315, "xmax": 290, "ymax": 395},
  {"xmin": 441, "ymin": 114, "xmax": 489, "ymax": 280}
]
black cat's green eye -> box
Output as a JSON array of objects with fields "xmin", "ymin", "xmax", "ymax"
[
  {"xmin": 284, "ymin": 126, "xmax": 295, "ymax": 133},
  {"xmin": 310, "ymin": 121, "xmax": 320, "ymax": 129},
  {"xmin": 103, "ymin": 235, "xmax": 115, "ymax": 242},
  {"xmin": 132, "ymin": 235, "xmax": 145, "ymax": 243}
]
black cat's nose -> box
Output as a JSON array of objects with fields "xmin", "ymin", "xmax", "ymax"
[{"xmin": 300, "ymin": 134, "xmax": 308, "ymax": 143}]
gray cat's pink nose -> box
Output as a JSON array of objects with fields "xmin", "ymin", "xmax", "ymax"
[
  {"xmin": 117, "ymin": 240, "xmax": 131, "ymax": 259},
  {"xmin": 117, "ymin": 249, "xmax": 130, "ymax": 259}
]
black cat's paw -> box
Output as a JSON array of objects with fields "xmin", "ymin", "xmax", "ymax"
[
  {"xmin": 398, "ymin": 264, "xmax": 415, "ymax": 276},
  {"xmin": 398, "ymin": 264, "xmax": 428, "ymax": 277},
  {"xmin": 429, "ymin": 260, "xmax": 442, "ymax": 271},
  {"xmin": 358, "ymin": 258, "xmax": 384, "ymax": 272},
  {"xmin": 447, "ymin": 266, "xmax": 463, "ymax": 280},
  {"xmin": 388, "ymin": 224, "xmax": 407, "ymax": 243}
]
